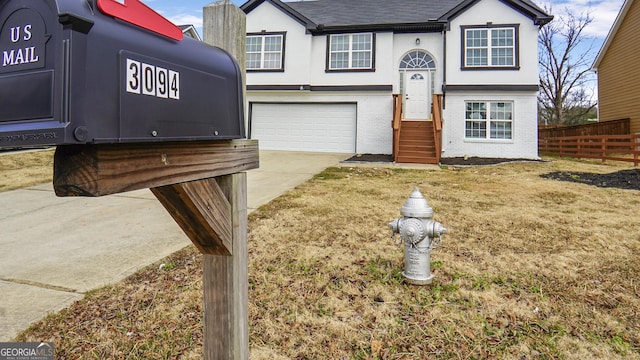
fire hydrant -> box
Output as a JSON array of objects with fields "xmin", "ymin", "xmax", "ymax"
[{"xmin": 389, "ymin": 188, "xmax": 447, "ymax": 285}]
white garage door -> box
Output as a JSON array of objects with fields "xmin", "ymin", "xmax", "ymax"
[{"xmin": 250, "ymin": 103, "xmax": 356, "ymax": 153}]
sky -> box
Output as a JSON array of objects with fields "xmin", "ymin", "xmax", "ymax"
[{"xmin": 545, "ymin": 0, "xmax": 625, "ymax": 39}]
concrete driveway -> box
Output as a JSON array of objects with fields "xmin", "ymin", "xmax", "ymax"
[{"xmin": 0, "ymin": 150, "xmax": 348, "ymax": 341}]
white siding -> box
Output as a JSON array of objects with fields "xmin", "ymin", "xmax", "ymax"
[
  {"xmin": 441, "ymin": 0, "xmax": 541, "ymax": 159},
  {"xmin": 308, "ymin": 33, "xmax": 395, "ymax": 86},
  {"xmin": 245, "ymin": 2, "xmax": 312, "ymax": 85},
  {"xmin": 446, "ymin": 0, "xmax": 540, "ymax": 85},
  {"xmin": 442, "ymin": 92, "xmax": 539, "ymax": 159}
]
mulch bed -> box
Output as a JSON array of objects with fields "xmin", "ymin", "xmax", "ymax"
[
  {"xmin": 540, "ymin": 169, "xmax": 640, "ymax": 191},
  {"xmin": 343, "ymin": 154, "xmax": 394, "ymax": 163},
  {"xmin": 440, "ymin": 157, "xmax": 542, "ymax": 166},
  {"xmin": 343, "ymin": 154, "xmax": 640, "ymax": 191},
  {"xmin": 343, "ymin": 154, "xmax": 541, "ymax": 166}
]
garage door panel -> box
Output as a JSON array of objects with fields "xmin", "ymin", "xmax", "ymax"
[{"xmin": 251, "ymin": 103, "xmax": 356, "ymax": 153}]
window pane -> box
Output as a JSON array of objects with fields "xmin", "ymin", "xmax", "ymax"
[
  {"xmin": 491, "ymin": 48, "xmax": 513, "ymax": 66},
  {"xmin": 465, "ymin": 121, "xmax": 487, "ymax": 138},
  {"xmin": 466, "ymin": 102, "xmax": 487, "ymax": 138},
  {"xmin": 466, "ymin": 102, "xmax": 486, "ymax": 119},
  {"xmin": 490, "ymin": 102, "xmax": 512, "ymax": 120},
  {"xmin": 465, "ymin": 101, "xmax": 513, "ymax": 139},
  {"xmin": 352, "ymin": 51, "xmax": 371, "ymax": 68},
  {"xmin": 246, "ymin": 53, "xmax": 262, "ymax": 69},
  {"xmin": 466, "ymin": 49, "xmax": 487, "ymax": 66},
  {"xmin": 465, "ymin": 27, "xmax": 515, "ymax": 68},
  {"xmin": 330, "ymin": 52, "xmax": 349, "ymax": 69},
  {"xmin": 490, "ymin": 102, "xmax": 512, "ymax": 139},
  {"xmin": 331, "ymin": 35, "xmax": 349, "ymax": 51},
  {"xmin": 246, "ymin": 36, "xmax": 262, "ymax": 52},
  {"xmin": 490, "ymin": 121, "xmax": 512, "ymax": 139},
  {"xmin": 351, "ymin": 34, "xmax": 371, "ymax": 50},
  {"xmin": 263, "ymin": 53, "xmax": 281, "ymax": 69},
  {"xmin": 264, "ymin": 36, "xmax": 282, "ymax": 51},
  {"xmin": 400, "ymin": 51, "xmax": 435, "ymax": 69},
  {"xmin": 329, "ymin": 33, "xmax": 373, "ymax": 70},
  {"xmin": 246, "ymin": 35, "xmax": 283, "ymax": 69},
  {"xmin": 491, "ymin": 29, "xmax": 513, "ymax": 46},
  {"xmin": 490, "ymin": 28, "xmax": 514, "ymax": 66},
  {"xmin": 466, "ymin": 29, "xmax": 487, "ymax": 47}
]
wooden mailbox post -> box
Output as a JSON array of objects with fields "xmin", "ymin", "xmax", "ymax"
[
  {"xmin": 54, "ymin": 2, "xmax": 254, "ymax": 358},
  {"xmin": 54, "ymin": 140, "xmax": 257, "ymax": 359}
]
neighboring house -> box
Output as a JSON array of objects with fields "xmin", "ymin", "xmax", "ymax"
[
  {"xmin": 240, "ymin": 0, "xmax": 552, "ymax": 162},
  {"xmin": 179, "ymin": 24, "xmax": 202, "ymax": 41},
  {"xmin": 592, "ymin": 0, "xmax": 640, "ymax": 135}
]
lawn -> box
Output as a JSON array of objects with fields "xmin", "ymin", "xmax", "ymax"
[
  {"xmin": 14, "ymin": 156, "xmax": 640, "ymax": 359},
  {"xmin": 0, "ymin": 149, "xmax": 54, "ymax": 192}
]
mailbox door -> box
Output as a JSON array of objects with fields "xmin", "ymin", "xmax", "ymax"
[{"xmin": 0, "ymin": 0, "xmax": 67, "ymax": 147}]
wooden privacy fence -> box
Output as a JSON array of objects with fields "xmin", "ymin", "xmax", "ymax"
[
  {"xmin": 539, "ymin": 118, "xmax": 630, "ymax": 139},
  {"xmin": 539, "ymin": 134, "xmax": 640, "ymax": 166}
]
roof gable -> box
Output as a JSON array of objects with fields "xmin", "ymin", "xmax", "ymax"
[
  {"xmin": 178, "ymin": 24, "xmax": 202, "ymax": 41},
  {"xmin": 241, "ymin": 0, "xmax": 552, "ymax": 34},
  {"xmin": 442, "ymin": 0, "xmax": 552, "ymax": 25},
  {"xmin": 241, "ymin": 0, "xmax": 315, "ymax": 28}
]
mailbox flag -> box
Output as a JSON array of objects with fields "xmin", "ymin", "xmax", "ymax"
[{"xmin": 97, "ymin": 0, "xmax": 183, "ymax": 41}]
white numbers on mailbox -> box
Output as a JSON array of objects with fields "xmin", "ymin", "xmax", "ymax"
[{"xmin": 126, "ymin": 58, "xmax": 179, "ymax": 100}]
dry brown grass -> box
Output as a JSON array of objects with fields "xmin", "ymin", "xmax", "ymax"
[
  {"xmin": 0, "ymin": 149, "xmax": 54, "ymax": 192},
  {"xmin": 16, "ymin": 157, "xmax": 640, "ymax": 359}
]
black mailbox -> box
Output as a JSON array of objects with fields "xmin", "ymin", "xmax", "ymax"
[{"xmin": 0, "ymin": 0, "xmax": 244, "ymax": 148}]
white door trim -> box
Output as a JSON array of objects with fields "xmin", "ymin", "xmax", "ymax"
[{"xmin": 403, "ymin": 70, "xmax": 431, "ymax": 120}]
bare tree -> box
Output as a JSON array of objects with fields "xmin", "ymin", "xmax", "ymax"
[{"xmin": 538, "ymin": 8, "xmax": 597, "ymax": 126}]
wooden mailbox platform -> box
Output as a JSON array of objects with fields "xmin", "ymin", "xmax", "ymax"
[{"xmin": 54, "ymin": 139, "xmax": 258, "ymax": 359}]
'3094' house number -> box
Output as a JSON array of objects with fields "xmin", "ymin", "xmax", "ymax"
[{"xmin": 126, "ymin": 58, "xmax": 180, "ymax": 100}]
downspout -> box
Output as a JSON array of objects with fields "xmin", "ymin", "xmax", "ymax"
[
  {"xmin": 441, "ymin": 26, "xmax": 447, "ymax": 160},
  {"xmin": 441, "ymin": 27, "xmax": 447, "ymax": 110}
]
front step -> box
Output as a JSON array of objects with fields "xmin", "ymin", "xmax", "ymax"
[
  {"xmin": 397, "ymin": 155, "xmax": 438, "ymax": 164},
  {"xmin": 396, "ymin": 121, "xmax": 438, "ymax": 164}
]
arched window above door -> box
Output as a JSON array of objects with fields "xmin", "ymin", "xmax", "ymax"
[{"xmin": 400, "ymin": 51, "xmax": 436, "ymax": 69}]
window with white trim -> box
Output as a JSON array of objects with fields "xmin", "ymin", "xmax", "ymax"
[
  {"xmin": 246, "ymin": 33, "xmax": 284, "ymax": 71},
  {"xmin": 462, "ymin": 26, "xmax": 517, "ymax": 68},
  {"xmin": 328, "ymin": 33, "xmax": 373, "ymax": 70},
  {"xmin": 465, "ymin": 101, "xmax": 513, "ymax": 139}
]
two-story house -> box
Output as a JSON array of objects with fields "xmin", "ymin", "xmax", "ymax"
[{"xmin": 240, "ymin": 0, "xmax": 552, "ymax": 163}]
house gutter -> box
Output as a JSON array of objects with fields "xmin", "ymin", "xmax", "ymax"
[{"xmin": 308, "ymin": 22, "xmax": 446, "ymax": 35}]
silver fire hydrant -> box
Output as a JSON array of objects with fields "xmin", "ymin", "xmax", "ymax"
[{"xmin": 389, "ymin": 188, "xmax": 447, "ymax": 285}]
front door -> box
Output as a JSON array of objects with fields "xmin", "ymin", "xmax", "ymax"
[{"xmin": 404, "ymin": 71, "xmax": 430, "ymax": 120}]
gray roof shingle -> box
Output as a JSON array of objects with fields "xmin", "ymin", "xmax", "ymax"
[
  {"xmin": 285, "ymin": 0, "xmax": 464, "ymax": 26},
  {"xmin": 241, "ymin": 0, "xmax": 552, "ymax": 31}
]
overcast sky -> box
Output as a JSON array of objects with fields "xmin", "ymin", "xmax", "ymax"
[
  {"xmin": 542, "ymin": 0, "xmax": 625, "ymax": 38},
  {"xmin": 145, "ymin": 0, "xmax": 625, "ymax": 42}
]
